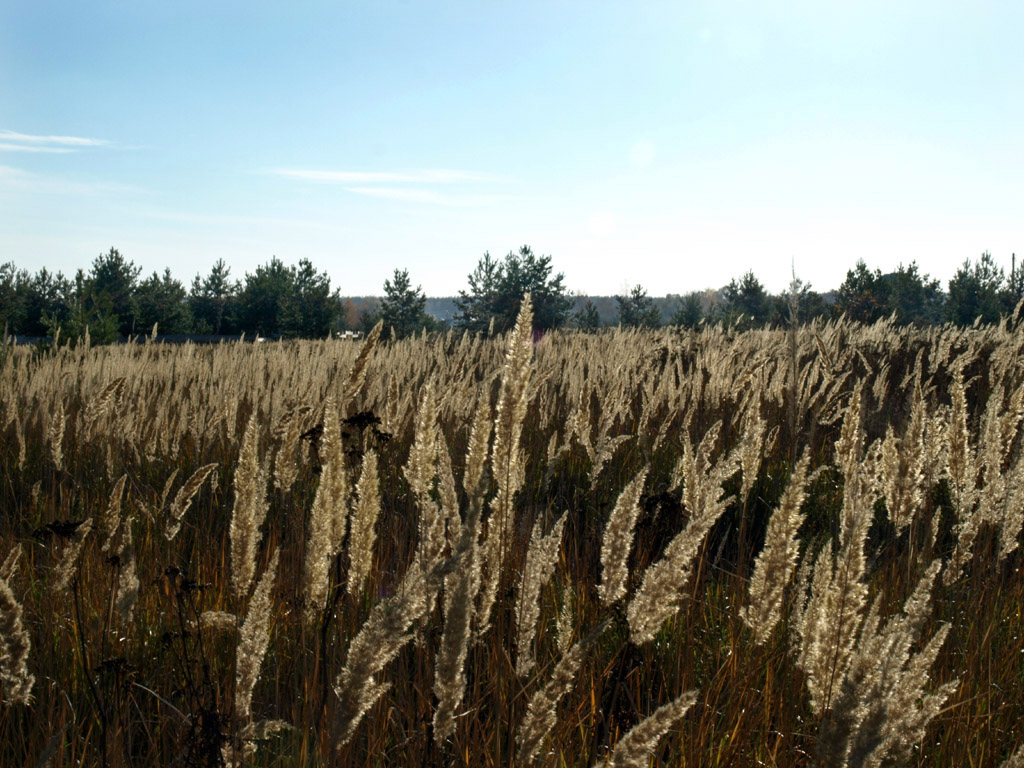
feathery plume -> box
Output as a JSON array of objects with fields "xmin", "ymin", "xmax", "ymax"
[
  {"xmin": 945, "ymin": 369, "xmax": 974, "ymax": 509},
  {"xmin": 405, "ymin": 383, "xmax": 439, "ymax": 505},
  {"xmin": 738, "ymin": 408, "xmax": 768, "ymax": 503},
  {"xmin": 545, "ymin": 429, "xmax": 560, "ymax": 470},
  {"xmin": 817, "ymin": 560, "xmax": 955, "ymax": 767},
  {"xmin": 516, "ymin": 636, "xmax": 588, "ymax": 763},
  {"xmin": 239, "ymin": 719, "xmax": 293, "ymax": 742},
  {"xmin": 741, "ymin": 453, "xmax": 811, "ymax": 644},
  {"xmin": 598, "ymin": 468, "xmax": 648, "ymax": 607},
  {"xmin": 0, "ymin": 576, "xmax": 35, "ymax": 705},
  {"xmin": 879, "ymin": 381, "xmax": 927, "ymax": 534},
  {"xmin": 12, "ymin": 413, "xmax": 25, "ymax": 470},
  {"xmin": 999, "ymin": 744, "xmax": 1024, "ymax": 768},
  {"xmin": 437, "ymin": 438, "xmax": 460, "ymax": 542},
  {"xmin": 345, "ymin": 320, "xmax": 382, "ymax": 406},
  {"xmin": 230, "ymin": 415, "xmax": 269, "ymax": 600},
  {"xmin": 515, "ymin": 511, "xmax": 567, "ymax": 678},
  {"xmin": 165, "ymin": 463, "xmax": 219, "ymax": 540},
  {"xmin": 432, "ymin": 492, "xmax": 484, "ymax": 743},
  {"xmin": 555, "ymin": 587, "xmax": 574, "ymax": 653},
  {"xmin": 347, "ymin": 449, "xmax": 381, "ymax": 595},
  {"xmin": 590, "ymin": 433, "xmax": 632, "ymax": 491},
  {"xmin": 568, "ymin": 384, "xmax": 595, "ymax": 462},
  {"xmin": 159, "ymin": 468, "xmax": 180, "ymax": 513},
  {"xmin": 231, "ymin": 719, "xmax": 294, "ymax": 763},
  {"xmin": 835, "ymin": 388, "xmax": 864, "ymax": 497},
  {"xmin": 304, "ymin": 399, "xmax": 348, "ymax": 620},
  {"xmin": 115, "ymin": 513, "xmax": 139, "ymax": 625},
  {"xmin": 794, "ymin": 390, "xmax": 873, "ymax": 713},
  {"xmin": 628, "ymin": 425, "xmax": 737, "ymax": 644},
  {"xmin": 334, "ymin": 556, "xmax": 448, "ymax": 747},
  {"xmin": 84, "ymin": 377, "xmax": 127, "ymax": 438},
  {"xmin": 49, "ymin": 400, "xmax": 65, "ymax": 471},
  {"xmin": 430, "ymin": 397, "xmax": 495, "ymax": 742},
  {"xmin": 944, "ymin": 372, "xmax": 983, "ymax": 585},
  {"xmin": 478, "ymin": 295, "xmax": 534, "ymax": 637},
  {"xmin": 323, "ymin": 402, "xmax": 350, "ymax": 556},
  {"xmin": 463, "ymin": 392, "xmax": 492, "ymax": 499},
  {"xmin": 405, "ymin": 384, "xmax": 445, "ymax": 569},
  {"xmin": 999, "ymin": 380, "xmax": 1024, "ymax": 463},
  {"xmin": 235, "ymin": 548, "xmax": 279, "ymax": 723},
  {"xmin": 195, "ymin": 611, "xmax": 239, "ymax": 633},
  {"xmin": 799, "ymin": 515, "xmax": 872, "ymax": 715},
  {"xmin": 604, "ymin": 690, "xmax": 698, "ymax": 768},
  {"xmin": 626, "ymin": 510, "xmax": 720, "ymax": 644},
  {"xmin": 0, "ymin": 544, "xmax": 22, "ymax": 584},
  {"xmin": 385, "ymin": 375, "xmax": 400, "ymax": 433},
  {"xmin": 273, "ymin": 407, "xmax": 304, "ymax": 492},
  {"xmin": 52, "ymin": 518, "xmax": 93, "ymax": 594},
  {"xmin": 998, "ymin": 453, "xmax": 1024, "ymax": 561}
]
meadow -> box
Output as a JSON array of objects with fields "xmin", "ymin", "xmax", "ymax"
[{"xmin": 1, "ymin": 298, "xmax": 1023, "ymax": 767}]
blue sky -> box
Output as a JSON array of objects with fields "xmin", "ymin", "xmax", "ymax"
[{"xmin": 1, "ymin": 1, "xmax": 1021, "ymax": 297}]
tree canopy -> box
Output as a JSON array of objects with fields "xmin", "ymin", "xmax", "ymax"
[
  {"xmin": 573, "ymin": 299, "xmax": 601, "ymax": 331},
  {"xmin": 615, "ymin": 285, "xmax": 662, "ymax": 328},
  {"xmin": 136, "ymin": 269, "xmax": 191, "ymax": 334},
  {"xmin": 670, "ymin": 292, "xmax": 704, "ymax": 329},
  {"xmin": 834, "ymin": 260, "xmax": 943, "ymax": 326},
  {"xmin": 90, "ymin": 247, "xmax": 142, "ymax": 336},
  {"xmin": 282, "ymin": 258, "xmax": 335, "ymax": 338},
  {"xmin": 237, "ymin": 257, "xmax": 337, "ymax": 338},
  {"xmin": 190, "ymin": 259, "xmax": 238, "ymax": 335},
  {"xmin": 379, "ymin": 269, "xmax": 434, "ymax": 339},
  {"xmin": 453, "ymin": 246, "xmax": 572, "ymax": 334},
  {"xmin": 947, "ymin": 252, "xmax": 1005, "ymax": 326},
  {"xmin": 718, "ymin": 271, "xmax": 770, "ymax": 328}
]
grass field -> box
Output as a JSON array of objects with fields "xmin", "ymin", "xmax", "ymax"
[{"xmin": 1, "ymin": 300, "xmax": 1023, "ymax": 767}]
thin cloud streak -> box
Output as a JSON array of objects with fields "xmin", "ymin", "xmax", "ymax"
[
  {"xmin": 0, "ymin": 130, "xmax": 111, "ymax": 147},
  {"xmin": 344, "ymin": 185, "xmax": 540, "ymax": 207},
  {"xmin": 271, "ymin": 166, "xmax": 527, "ymax": 206},
  {"xmin": 0, "ymin": 143, "xmax": 75, "ymax": 154},
  {"xmin": 271, "ymin": 168, "xmax": 507, "ymax": 184}
]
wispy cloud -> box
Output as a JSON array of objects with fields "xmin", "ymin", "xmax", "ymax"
[
  {"xmin": 342, "ymin": 186, "xmax": 536, "ymax": 207},
  {"xmin": 269, "ymin": 166, "xmax": 524, "ymax": 206},
  {"xmin": 0, "ymin": 129, "xmax": 111, "ymax": 152},
  {"xmin": 0, "ymin": 143, "xmax": 77, "ymax": 154},
  {"xmin": 270, "ymin": 168, "xmax": 505, "ymax": 184}
]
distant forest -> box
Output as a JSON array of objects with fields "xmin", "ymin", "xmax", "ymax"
[{"xmin": 2, "ymin": 245, "xmax": 1021, "ymax": 344}]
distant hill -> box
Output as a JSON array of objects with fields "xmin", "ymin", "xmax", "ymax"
[
  {"xmin": 342, "ymin": 290, "xmax": 840, "ymax": 328},
  {"xmin": 426, "ymin": 297, "xmax": 460, "ymax": 323},
  {"xmin": 342, "ymin": 296, "xmax": 460, "ymax": 325},
  {"xmin": 342, "ymin": 295, "xmax": 713, "ymax": 327}
]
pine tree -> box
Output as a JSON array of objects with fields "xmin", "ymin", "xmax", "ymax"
[{"xmin": 379, "ymin": 269, "xmax": 433, "ymax": 339}]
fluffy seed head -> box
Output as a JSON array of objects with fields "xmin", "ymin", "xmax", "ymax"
[
  {"xmin": 598, "ymin": 468, "xmax": 648, "ymax": 607},
  {"xmin": 604, "ymin": 691, "xmax": 698, "ymax": 768},
  {"xmin": 0, "ymin": 576, "xmax": 35, "ymax": 705},
  {"xmin": 236, "ymin": 548, "xmax": 280, "ymax": 723},
  {"xmin": 230, "ymin": 415, "xmax": 269, "ymax": 600}
]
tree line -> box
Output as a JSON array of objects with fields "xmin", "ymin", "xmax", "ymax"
[
  {"xmin": 1, "ymin": 246, "xmax": 1021, "ymax": 344},
  {"xmin": 0, "ymin": 250, "xmax": 340, "ymax": 343}
]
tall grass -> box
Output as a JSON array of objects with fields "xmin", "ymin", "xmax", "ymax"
[{"xmin": 1, "ymin": 308, "xmax": 1023, "ymax": 766}]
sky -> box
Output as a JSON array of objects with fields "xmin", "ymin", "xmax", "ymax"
[{"xmin": 1, "ymin": 1, "xmax": 1022, "ymax": 298}]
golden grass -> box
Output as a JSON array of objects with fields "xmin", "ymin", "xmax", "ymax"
[{"xmin": 1, "ymin": 309, "xmax": 1024, "ymax": 766}]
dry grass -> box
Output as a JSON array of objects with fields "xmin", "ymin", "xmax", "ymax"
[{"xmin": 1, "ymin": 308, "xmax": 1023, "ymax": 766}]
